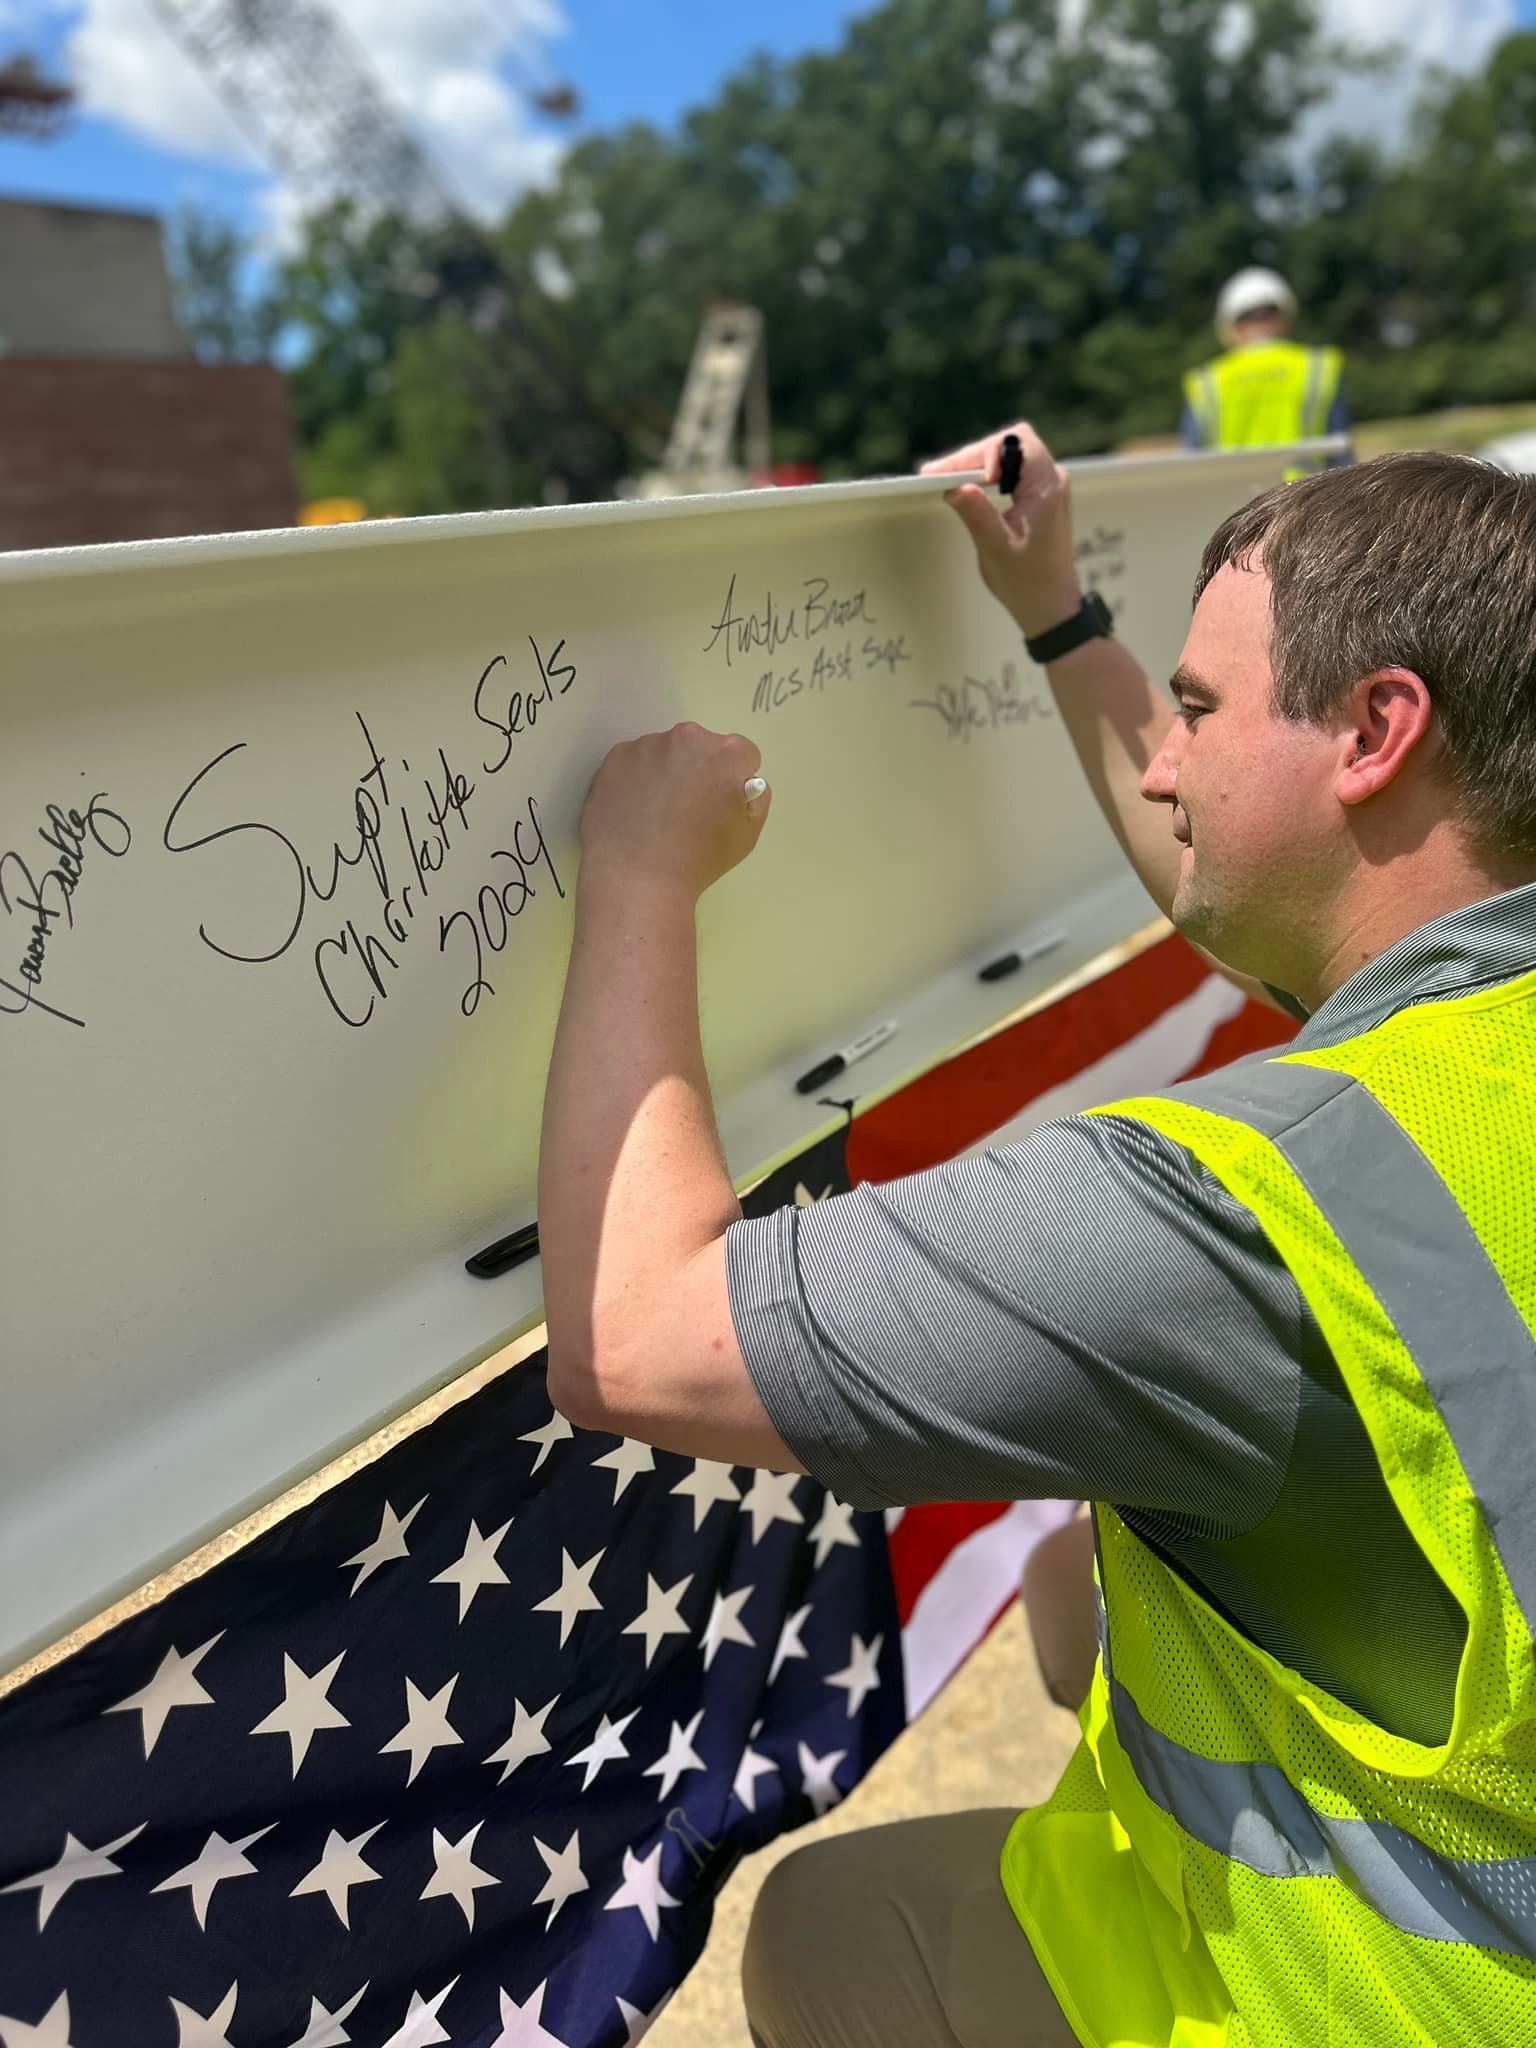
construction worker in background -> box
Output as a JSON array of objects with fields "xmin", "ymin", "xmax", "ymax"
[{"xmin": 1182, "ymin": 266, "xmax": 1349, "ymax": 474}]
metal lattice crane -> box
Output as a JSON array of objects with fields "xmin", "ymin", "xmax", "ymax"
[{"xmin": 146, "ymin": 0, "xmax": 459, "ymax": 220}]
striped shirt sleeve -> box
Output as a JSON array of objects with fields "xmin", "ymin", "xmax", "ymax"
[{"xmin": 725, "ymin": 1113, "xmax": 1304, "ymax": 1524}]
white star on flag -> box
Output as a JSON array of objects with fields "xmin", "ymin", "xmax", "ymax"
[
  {"xmin": 288, "ymin": 1823, "xmax": 385, "ymax": 1928},
  {"xmin": 531, "ymin": 1827, "xmax": 588, "ymax": 1929},
  {"xmin": 488, "ymin": 1981, "xmax": 571, "ymax": 2048},
  {"xmin": 642, "ymin": 1709, "xmax": 707, "ymax": 1801},
  {"xmin": 768, "ymin": 1602, "xmax": 813, "ymax": 1684},
  {"xmin": 621, "ymin": 1573, "xmax": 694, "ymax": 1667},
  {"xmin": 700, "ymin": 1583, "xmax": 756, "ymax": 1670},
  {"xmin": 251, "ymin": 1652, "xmax": 350, "ymax": 1775},
  {"xmin": 170, "ymin": 1981, "xmax": 239, "ymax": 2047},
  {"xmin": 616, "ymin": 1989, "xmax": 673, "ymax": 2044},
  {"xmin": 740, "ymin": 1469, "xmax": 805, "ymax": 1544},
  {"xmin": 807, "ymin": 1495, "xmax": 862, "ymax": 1569},
  {"xmin": 151, "ymin": 1825, "xmax": 276, "ymax": 1931},
  {"xmin": 431, "ymin": 1516, "xmax": 513, "ymax": 1620},
  {"xmin": 283, "ymin": 1984, "xmax": 367, "ymax": 2048},
  {"xmin": 518, "ymin": 1408, "xmax": 574, "ymax": 1473},
  {"xmin": 379, "ymin": 1981, "xmax": 459, "ymax": 2048},
  {"xmin": 604, "ymin": 1842, "xmax": 681, "ymax": 1942},
  {"xmin": 798, "ymin": 1741, "xmax": 849, "ymax": 1818},
  {"xmin": 106, "ymin": 1634, "xmax": 222, "ymax": 1758},
  {"xmin": 826, "ymin": 1632, "xmax": 885, "ymax": 1717},
  {"xmin": 590, "ymin": 1436, "xmax": 655, "ymax": 1503},
  {"xmin": 669, "ymin": 1458, "xmax": 739, "ymax": 1530},
  {"xmin": 381, "ymin": 1676, "xmax": 463, "ymax": 1784},
  {"xmin": 340, "ymin": 1497, "xmax": 425, "ymax": 1595},
  {"xmin": 420, "ymin": 1821, "xmax": 499, "ymax": 1929},
  {"xmin": 793, "ymin": 1178, "xmax": 835, "ymax": 1205},
  {"xmin": 3, "ymin": 1823, "xmax": 145, "ymax": 1930},
  {"xmin": 565, "ymin": 1708, "xmax": 638, "ymax": 1791},
  {"xmin": 0, "ymin": 1991, "xmax": 76, "ymax": 2046},
  {"xmin": 532, "ymin": 1548, "xmax": 605, "ymax": 1647},
  {"xmin": 731, "ymin": 1739, "xmax": 779, "ymax": 1813},
  {"xmin": 483, "ymin": 1695, "xmax": 558, "ymax": 1783}
]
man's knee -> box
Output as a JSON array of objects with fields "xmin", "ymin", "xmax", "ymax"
[{"xmin": 741, "ymin": 1839, "xmax": 836, "ymax": 2020}]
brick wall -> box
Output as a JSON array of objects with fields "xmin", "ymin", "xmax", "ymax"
[{"xmin": 0, "ymin": 358, "xmax": 300, "ymax": 551}]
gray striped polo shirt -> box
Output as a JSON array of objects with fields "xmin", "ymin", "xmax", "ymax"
[{"xmin": 726, "ymin": 881, "xmax": 1536, "ymax": 1747}]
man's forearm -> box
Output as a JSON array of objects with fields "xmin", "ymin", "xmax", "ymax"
[
  {"xmin": 1039, "ymin": 631, "xmax": 1181, "ymax": 920},
  {"xmin": 537, "ymin": 868, "xmax": 741, "ymax": 1397},
  {"xmin": 1016, "ymin": 577, "xmax": 1180, "ymax": 919}
]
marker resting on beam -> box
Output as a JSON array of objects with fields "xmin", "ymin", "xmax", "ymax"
[
  {"xmin": 796, "ymin": 1020, "xmax": 898, "ymax": 1096},
  {"xmin": 976, "ymin": 929, "xmax": 1068, "ymax": 984}
]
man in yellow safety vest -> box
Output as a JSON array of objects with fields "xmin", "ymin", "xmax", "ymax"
[
  {"xmin": 537, "ymin": 416, "xmax": 1536, "ymax": 2045},
  {"xmin": 1183, "ymin": 266, "xmax": 1349, "ymax": 475}
]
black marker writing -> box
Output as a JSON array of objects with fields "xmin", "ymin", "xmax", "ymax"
[
  {"xmin": 0, "ymin": 792, "xmax": 131, "ymax": 1028},
  {"xmin": 910, "ymin": 664, "xmax": 1054, "ymax": 740},
  {"xmin": 437, "ymin": 797, "xmax": 565, "ymax": 1020},
  {"xmin": 474, "ymin": 635, "xmax": 577, "ymax": 775}
]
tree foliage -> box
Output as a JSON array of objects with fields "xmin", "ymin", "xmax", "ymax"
[{"xmin": 186, "ymin": 6, "xmax": 1536, "ymax": 512}]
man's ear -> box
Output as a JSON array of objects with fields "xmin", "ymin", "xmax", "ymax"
[{"xmin": 1337, "ymin": 668, "xmax": 1435, "ymax": 806}]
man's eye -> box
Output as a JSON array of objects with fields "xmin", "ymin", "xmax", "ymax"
[{"xmin": 1178, "ymin": 703, "xmax": 1207, "ymax": 727}]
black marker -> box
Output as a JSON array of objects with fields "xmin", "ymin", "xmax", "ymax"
[
  {"xmin": 795, "ymin": 1021, "xmax": 898, "ymax": 1096},
  {"xmin": 465, "ymin": 1221, "xmax": 540, "ymax": 1279},
  {"xmin": 998, "ymin": 433, "xmax": 1023, "ymax": 497},
  {"xmin": 976, "ymin": 930, "xmax": 1068, "ymax": 984}
]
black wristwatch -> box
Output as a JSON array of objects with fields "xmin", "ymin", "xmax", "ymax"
[{"xmin": 1024, "ymin": 589, "xmax": 1114, "ymax": 665}]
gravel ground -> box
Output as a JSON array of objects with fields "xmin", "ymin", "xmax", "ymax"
[{"xmin": 648, "ymin": 1598, "xmax": 1082, "ymax": 2048}]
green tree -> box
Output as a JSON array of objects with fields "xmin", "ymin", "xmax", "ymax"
[{"xmin": 166, "ymin": 207, "xmax": 279, "ymax": 363}]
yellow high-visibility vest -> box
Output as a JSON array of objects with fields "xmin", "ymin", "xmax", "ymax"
[
  {"xmin": 1002, "ymin": 967, "xmax": 1536, "ymax": 2046},
  {"xmin": 1184, "ymin": 340, "xmax": 1343, "ymax": 480}
]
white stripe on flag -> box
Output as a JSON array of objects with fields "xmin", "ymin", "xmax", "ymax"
[
  {"xmin": 960, "ymin": 973, "xmax": 1250, "ymax": 1157},
  {"xmin": 901, "ymin": 1498, "xmax": 1075, "ymax": 1718}
]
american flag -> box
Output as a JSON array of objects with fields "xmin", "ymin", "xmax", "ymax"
[{"xmin": 0, "ymin": 935, "xmax": 1290, "ymax": 2046}]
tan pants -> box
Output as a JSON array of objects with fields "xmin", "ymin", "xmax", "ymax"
[{"xmin": 741, "ymin": 1808, "xmax": 1080, "ymax": 2048}]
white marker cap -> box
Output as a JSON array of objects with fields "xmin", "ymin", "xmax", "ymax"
[{"xmin": 743, "ymin": 775, "xmax": 768, "ymax": 801}]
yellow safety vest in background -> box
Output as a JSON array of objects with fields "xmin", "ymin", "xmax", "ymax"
[
  {"xmin": 1183, "ymin": 340, "xmax": 1343, "ymax": 477},
  {"xmin": 1002, "ymin": 968, "xmax": 1536, "ymax": 2047}
]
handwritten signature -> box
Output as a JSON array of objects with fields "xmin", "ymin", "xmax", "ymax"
[
  {"xmin": 159, "ymin": 636, "xmax": 574, "ymax": 1028},
  {"xmin": 0, "ymin": 794, "xmax": 132, "ymax": 1028},
  {"xmin": 704, "ymin": 573, "xmax": 876, "ymax": 670},
  {"xmin": 909, "ymin": 663, "xmax": 1054, "ymax": 740}
]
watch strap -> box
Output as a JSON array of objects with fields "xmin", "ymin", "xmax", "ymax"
[{"xmin": 1024, "ymin": 590, "xmax": 1114, "ymax": 665}]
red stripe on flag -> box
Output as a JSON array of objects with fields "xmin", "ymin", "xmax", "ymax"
[
  {"xmin": 1179, "ymin": 998, "xmax": 1293, "ymax": 1078},
  {"xmin": 848, "ymin": 933, "xmax": 1294, "ymax": 1184},
  {"xmin": 888, "ymin": 1500, "xmax": 1014, "ymax": 1624}
]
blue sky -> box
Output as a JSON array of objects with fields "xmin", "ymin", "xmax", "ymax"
[
  {"xmin": 1, "ymin": 0, "xmax": 1532, "ymax": 237},
  {"xmin": 0, "ymin": 0, "xmax": 863, "ymax": 228}
]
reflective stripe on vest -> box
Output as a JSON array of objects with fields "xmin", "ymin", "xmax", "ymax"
[
  {"xmin": 1170, "ymin": 1056, "xmax": 1536, "ymax": 1636},
  {"xmin": 1112, "ymin": 1672, "xmax": 1536, "ymax": 1960},
  {"xmin": 1191, "ymin": 367, "xmax": 1220, "ymax": 444}
]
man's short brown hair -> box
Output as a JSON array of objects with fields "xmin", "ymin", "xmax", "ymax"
[{"xmin": 1195, "ymin": 453, "xmax": 1536, "ymax": 858}]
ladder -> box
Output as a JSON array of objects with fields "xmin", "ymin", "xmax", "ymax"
[{"xmin": 661, "ymin": 303, "xmax": 770, "ymax": 480}]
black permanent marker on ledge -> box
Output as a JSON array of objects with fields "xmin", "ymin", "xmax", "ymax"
[
  {"xmin": 465, "ymin": 1220, "xmax": 540, "ymax": 1279},
  {"xmin": 795, "ymin": 1021, "xmax": 899, "ymax": 1096},
  {"xmin": 976, "ymin": 929, "xmax": 1068, "ymax": 984}
]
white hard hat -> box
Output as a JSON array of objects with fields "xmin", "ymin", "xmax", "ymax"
[{"xmin": 1216, "ymin": 266, "xmax": 1297, "ymax": 343}]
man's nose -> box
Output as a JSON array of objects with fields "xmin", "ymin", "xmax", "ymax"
[{"xmin": 1141, "ymin": 722, "xmax": 1183, "ymax": 804}]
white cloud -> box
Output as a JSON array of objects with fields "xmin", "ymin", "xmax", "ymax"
[
  {"xmin": 48, "ymin": 0, "xmax": 566, "ymax": 220},
  {"xmin": 1298, "ymin": 0, "xmax": 1517, "ymax": 156},
  {"xmin": 1057, "ymin": 0, "xmax": 1517, "ymax": 154}
]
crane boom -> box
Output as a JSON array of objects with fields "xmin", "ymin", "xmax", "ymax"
[{"xmin": 147, "ymin": 0, "xmax": 457, "ymax": 220}]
